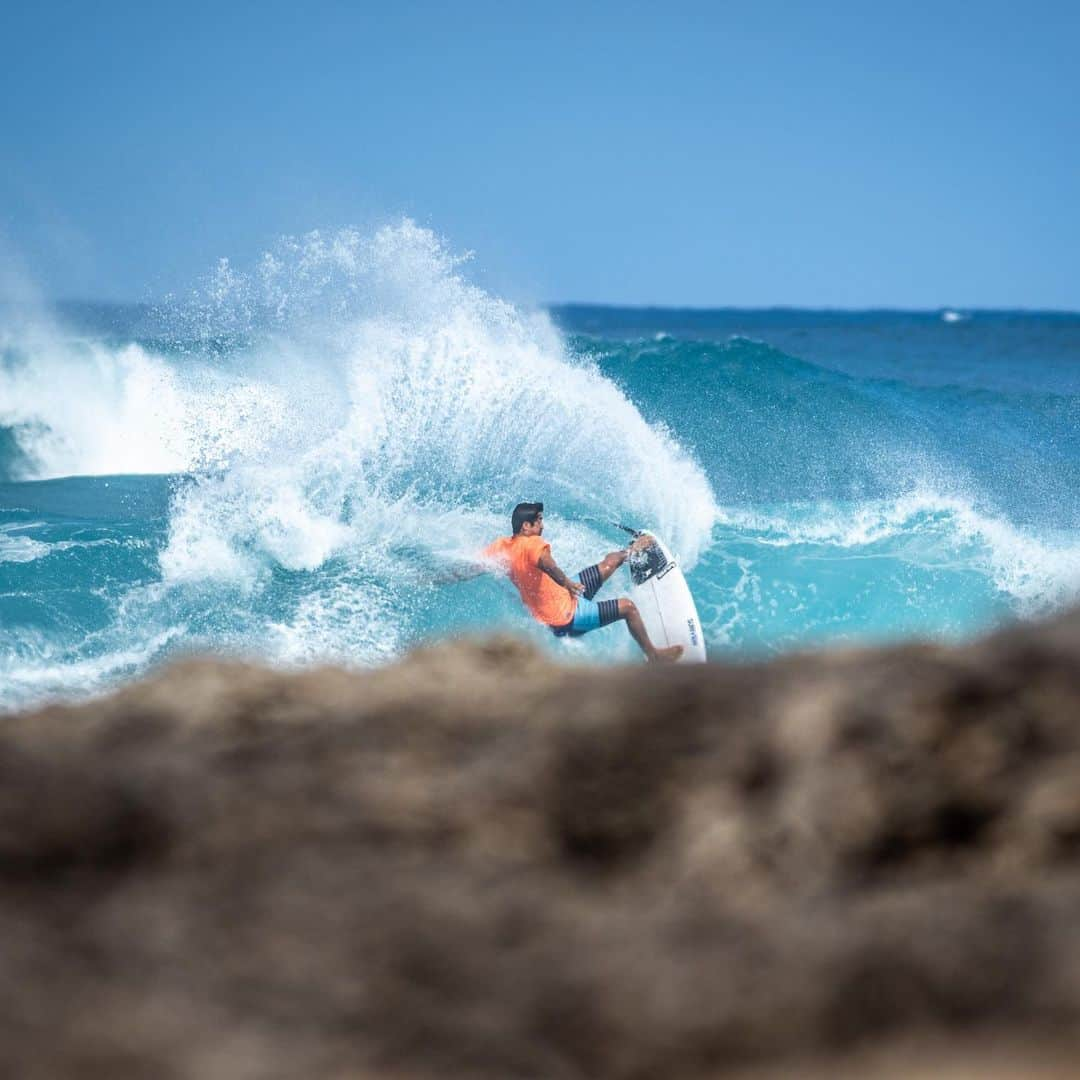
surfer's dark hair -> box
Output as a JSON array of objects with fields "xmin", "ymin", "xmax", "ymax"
[{"xmin": 512, "ymin": 502, "xmax": 543, "ymax": 534}]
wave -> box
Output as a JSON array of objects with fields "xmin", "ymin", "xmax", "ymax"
[
  {"xmin": 2, "ymin": 223, "xmax": 718, "ymax": 562},
  {"xmin": 0, "ymin": 521, "xmax": 135, "ymax": 565},
  {"xmin": 0, "ymin": 523, "xmax": 50, "ymax": 563},
  {"xmin": 0, "ymin": 223, "xmax": 719, "ymax": 699},
  {"xmin": 585, "ymin": 334, "xmax": 1080, "ymax": 531},
  {"xmin": 0, "ymin": 332, "xmax": 314, "ymax": 481},
  {"xmin": 715, "ymin": 489, "xmax": 1080, "ymax": 617},
  {"xmin": 0, "ymin": 626, "xmax": 186, "ymax": 709},
  {"xmin": 153, "ymin": 223, "xmax": 717, "ymax": 591}
]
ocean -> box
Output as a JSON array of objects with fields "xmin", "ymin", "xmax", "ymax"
[{"xmin": 2, "ymin": 222, "xmax": 1078, "ymax": 711}]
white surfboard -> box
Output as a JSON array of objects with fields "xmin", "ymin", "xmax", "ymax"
[{"xmin": 626, "ymin": 532, "xmax": 707, "ymax": 663}]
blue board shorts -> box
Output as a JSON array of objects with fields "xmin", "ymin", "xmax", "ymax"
[{"xmin": 550, "ymin": 563, "xmax": 620, "ymax": 638}]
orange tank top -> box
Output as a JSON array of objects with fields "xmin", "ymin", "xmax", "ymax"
[{"xmin": 483, "ymin": 535, "xmax": 575, "ymax": 627}]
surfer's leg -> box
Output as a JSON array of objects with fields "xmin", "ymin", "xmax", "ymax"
[
  {"xmin": 575, "ymin": 551, "xmax": 628, "ymax": 599},
  {"xmin": 596, "ymin": 550, "xmax": 627, "ymax": 584},
  {"xmin": 615, "ymin": 598, "xmax": 683, "ymax": 663}
]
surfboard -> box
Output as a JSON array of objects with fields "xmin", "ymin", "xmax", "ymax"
[{"xmin": 626, "ymin": 532, "xmax": 707, "ymax": 663}]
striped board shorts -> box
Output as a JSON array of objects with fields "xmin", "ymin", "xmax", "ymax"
[{"xmin": 550, "ymin": 563, "xmax": 620, "ymax": 638}]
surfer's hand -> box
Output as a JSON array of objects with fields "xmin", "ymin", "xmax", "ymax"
[{"xmin": 567, "ymin": 580, "xmax": 585, "ymax": 597}]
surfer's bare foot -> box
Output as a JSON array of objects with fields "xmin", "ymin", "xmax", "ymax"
[{"xmin": 649, "ymin": 644, "xmax": 683, "ymax": 663}]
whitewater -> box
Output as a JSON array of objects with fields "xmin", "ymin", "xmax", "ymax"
[{"xmin": 2, "ymin": 222, "xmax": 1079, "ymax": 710}]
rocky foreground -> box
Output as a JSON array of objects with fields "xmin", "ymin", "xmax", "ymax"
[{"xmin": 3, "ymin": 611, "xmax": 1080, "ymax": 1078}]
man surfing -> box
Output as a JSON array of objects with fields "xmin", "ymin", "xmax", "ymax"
[{"xmin": 481, "ymin": 502, "xmax": 683, "ymax": 663}]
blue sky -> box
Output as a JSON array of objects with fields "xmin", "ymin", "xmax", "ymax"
[{"xmin": 2, "ymin": 1, "xmax": 1077, "ymax": 308}]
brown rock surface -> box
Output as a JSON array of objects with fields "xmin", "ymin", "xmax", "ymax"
[{"xmin": 3, "ymin": 609, "xmax": 1080, "ymax": 1078}]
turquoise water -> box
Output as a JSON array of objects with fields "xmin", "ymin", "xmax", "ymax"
[{"xmin": 2, "ymin": 223, "xmax": 1079, "ymax": 710}]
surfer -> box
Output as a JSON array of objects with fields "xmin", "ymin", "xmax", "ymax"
[{"xmin": 481, "ymin": 503, "xmax": 683, "ymax": 663}]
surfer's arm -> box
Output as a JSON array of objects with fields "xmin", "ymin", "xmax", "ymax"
[
  {"xmin": 434, "ymin": 562, "xmax": 487, "ymax": 585},
  {"xmin": 538, "ymin": 550, "xmax": 585, "ymax": 596}
]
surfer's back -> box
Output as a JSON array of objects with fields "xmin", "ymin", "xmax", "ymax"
[{"xmin": 483, "ymin": 535, "xmax": 575, "ymax": 627}]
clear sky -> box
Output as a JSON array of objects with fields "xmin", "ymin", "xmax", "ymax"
[{"xmin": 2, "ymin": 1, "xmax": 1077, "ymax": 308}]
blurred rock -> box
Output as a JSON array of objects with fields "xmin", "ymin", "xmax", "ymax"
[{"xmin": 2, "ymin": 613, "xmax": 1080, "ymax": 1078}]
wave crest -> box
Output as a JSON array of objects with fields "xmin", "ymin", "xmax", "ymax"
[{"xmin": 717, "ymin": 490, "xmax": 1080, "ymax": 616}]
